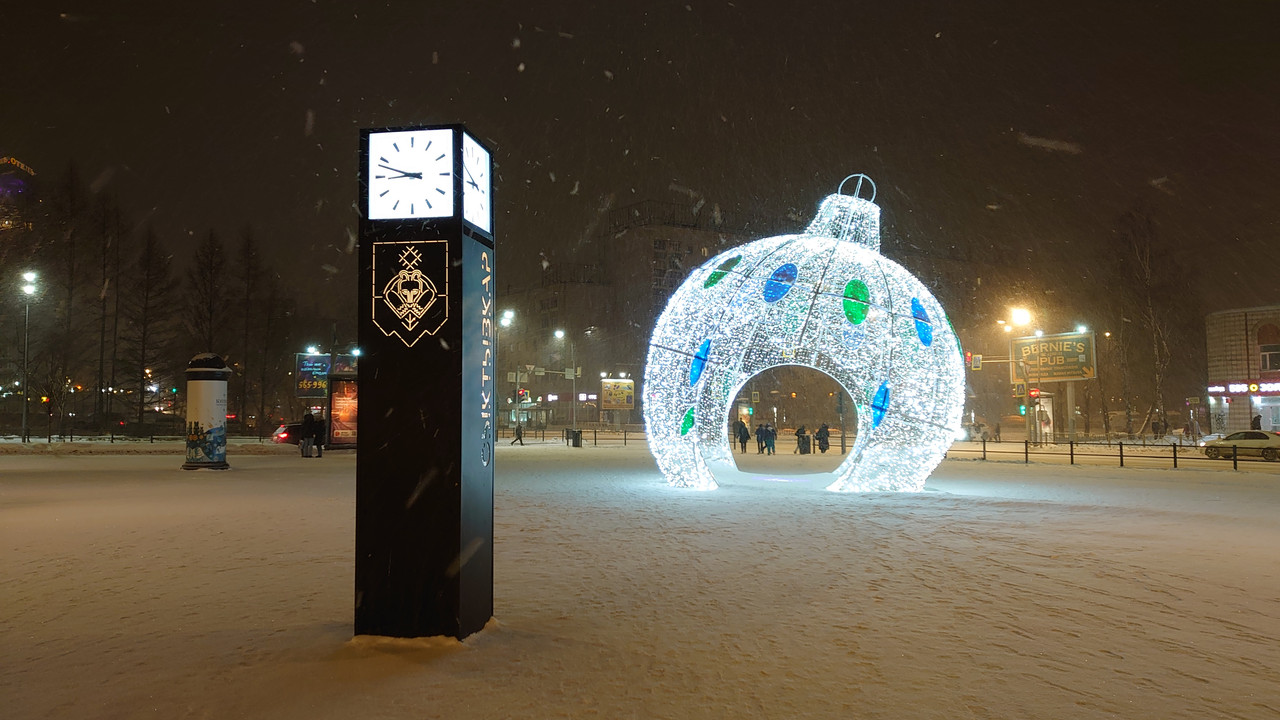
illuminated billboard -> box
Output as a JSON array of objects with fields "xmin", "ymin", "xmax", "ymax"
[
  {"xmin": 601, "ymin": 379, "xmax": 635, "ymax": 410},
  {"xmin": 1010, "ymin": 332, "xmax": 1096, "ymax": 384}
]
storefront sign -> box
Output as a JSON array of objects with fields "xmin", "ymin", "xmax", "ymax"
[{"xmin": 1209, "ymin": 381, "xmax": 1280, "ymax": 395}]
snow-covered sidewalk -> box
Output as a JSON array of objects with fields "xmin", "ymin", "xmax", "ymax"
[{"xmin": 4, "ymin": 445, "xmax": 1278, "ymax": 719}]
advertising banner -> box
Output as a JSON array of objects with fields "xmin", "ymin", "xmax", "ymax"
[
  {"xmin": 1010, "ymin": 332, "xmax": 1097, "ymax": 384},
  {"xmin": 295, "ymin": 353, "xmax": 358, "ymax": 397},
  {"xmin": 328, "ymin": 376, "xmax": 358, "ymax": 446},
  {"xmin": 296, "ymin": 354, "xmax": 330, "ymax": 397},
  {"xmin": 601, "ymin": 379, "xmax": 635, "ymax": 410}
]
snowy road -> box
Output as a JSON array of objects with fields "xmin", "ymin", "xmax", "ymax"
[{"xmin": 4, "ymin": 445, "xmax": 1279, "ymax": 719}]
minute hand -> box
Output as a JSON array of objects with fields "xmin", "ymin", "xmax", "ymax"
[{"xmin": 379, "ymin": 163, "xmax": 423, "ymax": 179}]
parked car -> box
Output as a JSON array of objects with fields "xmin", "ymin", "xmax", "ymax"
[
  {"xmin": 964, "ymin": 422, "xmax": 991, "ymax": 442},
  {"xmin": 1202, "ymin": 430, "xmax": 1280, "ymax": 461},
  {"xmin": 272, "ymin": 422, "xmax": 304, "ymax": 445}
]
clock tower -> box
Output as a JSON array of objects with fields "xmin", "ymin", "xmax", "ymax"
[{"xmin": 355, "ymin": 124, "xmax": 495, "ymax": 639}]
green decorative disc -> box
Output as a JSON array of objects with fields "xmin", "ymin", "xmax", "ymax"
[
  {"xmin": 704, "ymin": 255, "xmax": 743, "ymax": 288},
  {"xmin": 841, "ymin": 279, "xmax": 870, "ymax": 324},
  {"xmin": 679, "ymin": 407, "xmax": 696, "ymax": 435}
]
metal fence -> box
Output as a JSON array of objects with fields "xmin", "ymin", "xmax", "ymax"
[{"xmin": 947, "ymin": 439, "xmax": 1279, "ymax": 472}]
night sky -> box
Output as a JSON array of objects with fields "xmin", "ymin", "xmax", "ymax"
[{"xmin": 6, "ymin": 1, "xmax": 1279, "ymax": 318}]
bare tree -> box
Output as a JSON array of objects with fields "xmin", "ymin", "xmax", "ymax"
[
  {"xmin": 1116, "ymin": 205, "xmax": 1198, "ymax": 433},
  {"xmin": 234, "ymin": 227, "xmax": 262, "ymax": 432},
  {"xmin": 120, "ymin": 227, "xmax": 178, "ymax": 426},
  {"xmin": 183, "ymin": 230, "xmax": 228, "ymax": 353}
]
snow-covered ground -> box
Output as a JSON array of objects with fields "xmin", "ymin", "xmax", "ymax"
[{"xmin": 4, "ymin": 441, "xmax": 1279, "ymax": 719}]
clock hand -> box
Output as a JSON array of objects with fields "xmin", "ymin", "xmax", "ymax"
[
  {"xmin": 463, "ymin": 165, "xmax": 480, "ymax": 189},
  {"xmin": 378, "ymin": 163, "xmax": 423, "ymax": 179}
]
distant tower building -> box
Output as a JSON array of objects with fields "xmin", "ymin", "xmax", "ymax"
[{"xmin": 0, "ymin": 156, "xmax": 37, "ymax": 232}]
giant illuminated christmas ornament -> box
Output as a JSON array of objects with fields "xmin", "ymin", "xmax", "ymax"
[{"xmin": 643, "ymin": 175, "xmax": 964, "ymax": 492}]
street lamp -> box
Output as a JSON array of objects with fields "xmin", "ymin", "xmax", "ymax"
[
  {"xmin": 554, "ymin": 328, "xmax": 577, "ymax": 429},
  {"xmin": 1002, "ymin": 307, "xmax": 1040, "ymax": 445},
  {"xmin": 498, "ymin": 310, "xmax": 518, "ymax": 427},
  {"xmin": 20, "ymin": 271, "xmax": 37, "ymax": 443}
]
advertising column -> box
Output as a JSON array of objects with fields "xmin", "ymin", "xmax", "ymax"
[{"xmin": 182, "ymin": 353, "xmax": 231, "ymax": 470}]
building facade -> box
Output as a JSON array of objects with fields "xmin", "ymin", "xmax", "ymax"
[{"xmin": 1204, "ymin": 305, "xmax": 1280, "ymax": 433}]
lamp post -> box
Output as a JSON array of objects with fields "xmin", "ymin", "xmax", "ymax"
[
  {"xmin": 20, "ymin": 272, "xmax": 37, "ymax": 443},
  {"xmin": 500, "ymin": 310, "xmax": 516, "ymax": 427},
  {"xmin": 1002, "ymin": 307, "xmax": 1034, "ymax": 445},
  {"xmin": 554, "ymin": 329, "xmax": 577, "ymax": 429}
]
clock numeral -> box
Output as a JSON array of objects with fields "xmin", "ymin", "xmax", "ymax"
[
  {"xmin": 424, "ymin": 140, "xmax": 433, "ymax": 151},
  {"xmin": 425, "ymin": 198, "xmax": 433, "ymax": 210},
  {"xmin": 379, "ymin": 190, "xmax": 389, "ymax": 197},
  {"xmin": 435, "ymin": 153, "xmax": 446, "ymax": 161},
  {"xmin": 392, "ymin": 200, "xmax": 400, "ymax": 211},
  {"xmin": 393, "ymin": 143, "xmax": 401, "ymax": 152},
  {"xmin": 435, "ymin": 187, "xmax": 447, "ymax": 195}
]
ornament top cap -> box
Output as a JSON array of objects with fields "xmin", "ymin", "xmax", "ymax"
[{"xmin": 804, "ymin": 174, "xmax": 882, "ymax": 252}]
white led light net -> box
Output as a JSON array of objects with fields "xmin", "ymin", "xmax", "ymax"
[{"xmin": 643, "ymin": 176, "xmax": 964, "ymax": 492}]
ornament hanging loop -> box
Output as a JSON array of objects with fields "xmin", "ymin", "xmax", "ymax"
[{"xmin": 837, "ymin": 174, "xmax": 876, "ymax": 203}]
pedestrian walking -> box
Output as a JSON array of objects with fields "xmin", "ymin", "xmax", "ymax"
[
  {"xmin": 794, "ymin": 424, "xmax": 807, "ymax": 454},
  {"xmin": 993, "ymin": 422, "xmax": 1002, "ymax": 442},
  {"xmin": 756, "ymin": 424, "xmax": 765, "ymax": 454},
  {"xmin": 736, "ymin": 421, "xmax": 750, "ymax": 453},
  {"xmin": 815, "ymin": 423, "xmax": 830, "ymax": 453},
  {"xmin": 299, "ymin": 412, "xmax": 317, "ymax": 458},
  {"xmin": 312, "ymin": 413, "xmax": 325, "ymax": 458},
  {"xmin": 511, "ymin": 422, "xmax": 524, "ymax": 445},
  {"xmin": 763, "ymin": 423, "xmax": 776, "ymax": 455}
]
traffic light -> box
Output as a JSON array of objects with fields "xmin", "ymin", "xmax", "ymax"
[
  {"xmin": 1018, "ymin": 404, "xmax": 1027, "ymax": 416},
  {"xmin": 964, "ymin": 350, "xmax": 972, "ymax": 367},
  {"xmin": 747, "ymin": 407, "xmax": 754, "ymax": 415},
  {"xmin": 1029, "ymin": 387, "xmax": 1040, "ymax": 399}
]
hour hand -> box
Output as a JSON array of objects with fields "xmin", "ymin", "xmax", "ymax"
[{"xmin": 463, "ymin": 165, "xmax": 479, "ymax": 189}]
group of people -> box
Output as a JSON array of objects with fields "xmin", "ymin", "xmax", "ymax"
[
  {"xmin": 299, "ymin": 412, "xmax": 326, "ymax": 458},
  {"xmin": 733, "ymin": 420, "xmax": 833, "ymax": 455},
  {"xmin": 734, "ymin": 420, "xmax": 777, "ymax": 454}
]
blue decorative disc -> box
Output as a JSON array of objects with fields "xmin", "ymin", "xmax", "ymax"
[
  {"xmin": 762, "ymin": 264, "xmax": 798, "ymax": 303},
  {"xmin": 872, "ymin": 382, "xmax": 891, "ymax": 428},
  {"xmin": 911, "ymin": 298, "xmax": 932, "ymax": 346},
  {"xmin": 689, "ymin": 338, "xmax": 711, "ymax": 385}
]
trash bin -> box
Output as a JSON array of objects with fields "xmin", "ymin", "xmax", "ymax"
[
  {"xmin": 799, "ymin": 435, "xmax": 811, "ymax": 455},
  {"xmin": 571, "ymin": 429, "xmax": 583, "ymax": 447}
]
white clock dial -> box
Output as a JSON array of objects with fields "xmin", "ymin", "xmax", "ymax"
[
  {"xmin": 461, "ymin": 133, "xmax": 491, "ymax": 233},
  {"xmin": 367, "ymin": 129, "xmax": 455, "ymax": 221}
]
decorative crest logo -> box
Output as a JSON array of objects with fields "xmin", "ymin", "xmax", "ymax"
[{"xmin": 372, "ymin": 240, "xmax": 448, "ymax": 347}]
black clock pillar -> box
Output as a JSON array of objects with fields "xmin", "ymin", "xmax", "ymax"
[{"xmin": 355, "ymin": 125, "xmax": 495, "ymax": 639}]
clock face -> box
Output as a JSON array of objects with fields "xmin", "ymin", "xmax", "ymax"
[
  {"xmin": 367, "ymin": 129, "xmax": 455, "ymax": 221},
  {"xmin": 461, "ymin": 133, "xmax": 492, "ymax": 233}
]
